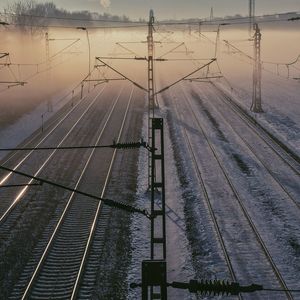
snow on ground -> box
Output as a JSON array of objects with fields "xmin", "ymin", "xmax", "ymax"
[
  {"xmin": 215, "ymin": 53, "xmax": 300, "ymax": 156},
  {"xmin": 181, "ymin": 81, "xmax": 300, "ymax": 291},
  {"xmin": 127, "ymin": 111, "xmax": 197, "ymax": 300},
  {"xmin": 0, "ymin": 86, "xmax": 80, "ymax": 161}
]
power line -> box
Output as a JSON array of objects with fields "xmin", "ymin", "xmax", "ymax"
[
  {"xmin": 263, "ymin": 288, "xmax": 300, "ymax": 293},
  {"xmin": 0, "ymin": 164, "xmax": 151, "ymax": 218},
  {"xmin": 0, "ymin": 39, "xmax": 80, "ymax": 70},
  {"xmin": 223, "ymin": 39, "xmax": 299, "ymax": 80},
  {"xmin": 263, "ymin": 54, "xmax": 300, "ymax": 66},
  {"xmin": 155, "ymin": 14, "xmax": 299, "ymax": 27},
  {"xmin": 1, "ymin": 12, "xmax": 299, "ymax": 30},
  {"xmin": 0, "ymin": 12, "xmax": 147, "ymax": 24},
  {"xmin": 0, "ymin": 140, "xmax": 153, "ymax": 152},
  {"xmin": 2, "ymin": 11, "xmax": 299, "ymax": 26},
  {"xmin": 2, "ymin": 21, "xmax": 148, "ymax": 30},
  {"xmin": 0, "ymin": 183, "xmax": 42, "ymax": 188}
]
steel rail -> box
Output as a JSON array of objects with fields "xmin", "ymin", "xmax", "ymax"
[
  {"xmin": 167, "ymin": 89, "xmax": 241, "ymax": 299},
  {"xmin": 211, "ymin": 83, "xmax": 300, "ymax": 174},
  {"xmin": 20, "ymin": 85, "xmax": 132, "ymax": 299},
  {"xmin": 71, "ymin": 86, "xmax": 134, "ymax": 299},
  {"xmin": 196, "ymin": 83, "xmax": 300, "ymax": 210},
  {"xmin": 179, "ymin": 83, "xmax": 293, "ymax": 299},
  {"xmin": 0, "ymin": 86, "xmax": 107, "ymax": 224},
  {"xmin": 0, "ymin": 89, "xmax": 84, "ymax": 166},
  {"xmin": 0, "ymin": 81, "xmax": 96, "ymax": 181}
]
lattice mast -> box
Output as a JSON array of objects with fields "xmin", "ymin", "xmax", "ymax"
[
  {"xmin": 45, "ymin": 32, "xmax": 53, "ymax": 112},
  {"xmin": 210, "ymin": 7, "xmax": 214, "ymax": 21},
  {"xmin": 249, "ymin": 0, "xmax": 255, "ymax": 33},
  {"xmin": 251, "ymin": 23, "xmax": 263, "ymax": 113},
  {"xmin": 148, "ymin": 9, "xmax": 155, "ymax": 187}
]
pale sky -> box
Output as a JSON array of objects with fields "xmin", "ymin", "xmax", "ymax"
[{"xmin": 0, "ymin": 0, "xmax": 299, "ymax": 20}]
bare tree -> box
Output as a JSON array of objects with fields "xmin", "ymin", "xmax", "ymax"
[
  {"xmin": 5, "ymin": 0, "xmax": 47, "ymax": 34},
  {"xmin": 5, "ymin": 1, "xmax": 132, "ymax": 34}
]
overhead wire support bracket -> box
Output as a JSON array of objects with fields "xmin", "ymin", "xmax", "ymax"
[
  {"xmin": 95, "ymin": 57, "xmax": 147, "ymax": 92},
  {"xmin": 223, "ymin": 39, "xmax": 254, "ymax": 61},
  {"xmin": 0, "ymin": 81, "xmax": 27, "ymax": 86},
  {"xmin": 0, "ymin": 53, "xmax": 9, "ymax": 59},
  {"xmin": 96, "ymin": 56, "xmax": 210, "ymax": 62},
  {"xmin": 83, "ymin": 78, "xmax": 126, "ymax": 88},
  {"xmin": 115, "ymin": 42, "xmax": 144, "ymax": 58},
  {"xmin": 96, "ymin": 56, "xmax": 147, "ymax": 61},
  {"xmin": 184, "ymin": 75, "xmax": 223, "ymax": 82},
  {"xmin": 154, "ymin": 59, "xmax": 216, "ymax": 96}
]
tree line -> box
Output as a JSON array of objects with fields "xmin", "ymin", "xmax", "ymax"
[{"xmin": 3, "ymin": 1, "xmax": 131, "ymax": 33}]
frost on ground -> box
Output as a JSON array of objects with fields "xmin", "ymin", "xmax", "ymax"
[
  {"xmin": 214, "ymin": 60, "xmax": 300, "ymax": 157},
  {"xmin": 0, "ymin": 86, "xmax": 80, "ymax": 161},
  {"xmin": 182, "ymin": 83, "xmax": 300, "ymax": 291},
  {"xmin": 127, "ymin": 112, "xmax": 198, "ymax": 300}
]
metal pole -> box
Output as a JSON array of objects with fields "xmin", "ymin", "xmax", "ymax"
[
  {"xmin": 80, "ymin": 82, "xmax": 84, "ymax": 99},
  {"xmin": 41, "ymin": 114, "xmax": 44, "ymax": 133},
  {"xmin": 76, "ymin": 27, "xmax": 91, "ymax": 92},
  {"xmin": 86, "ymin": 29, "xmax": 91, "ymax": 92},
  {"xmin": 215, "ymin": 26, "xmax": 220, "ymax": 58},
  {"xmin": 148, "ymin": 9, "xmax": 155, "ymax": 188},
  {"xmin": 71, "ymin": 90, "xmax": 74, "ymax": 107},
  {"xmin": 148, "ymin": 118, "xmax": 167, "ymax": 300},
  {"xmin": 251, "ymin": 23, "xmax": 263, "ymax": 113},
  {"xmin": 249, "ymin": 0, "xmax": 255, "ymax": 34},
  {"xmin": 45, "ymin": 32, "xmax": 53, "ymax": 113},
  {"xmin": 198, "ymin": 22, "xmax": 201, "ymax": 38}
]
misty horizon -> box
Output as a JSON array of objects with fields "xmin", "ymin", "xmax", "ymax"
[{"xmin": 0, "ymin": 0, "xmax": 299, "ymax": 20}]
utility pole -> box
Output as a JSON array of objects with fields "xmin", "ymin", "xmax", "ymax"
[
  {"xmin": 251, "ymin": 23, "xmax": 263, "ymax": 113},
  {"xmin": 210, "ymin": 7, "xmax": 214, "ymax": 21},
  {"xmin": 142, "ymin": 117, "xmax": 167, "ymax": 300},
  {"xmin": 45, "ymin": 32, "xmax": 53, "ymax": 112},
  {"xmin": 143, "ymin": 10, "xmax": 167, "ymax": 300},
  {"xmin": 147, "ymin": 9, "xmax": 155, "ymax": 188},
  {"xmin": 249, "ymin": 0, "xmax": 255, "ymax": 33},
  {"xmin": 198, "ymin": 22, "xmax": 202, "ymax": 38}
]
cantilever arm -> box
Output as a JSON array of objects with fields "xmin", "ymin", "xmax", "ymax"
[
  {"xmin": 96, "ymin": 57, "xmax": 147, "ymax": 92},
  {"xmin": 154, "ymin": 59, "xmax": 216, "ymax": 95}
]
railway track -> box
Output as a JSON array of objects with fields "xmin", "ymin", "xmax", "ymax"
[
  {"xmin": 0, "ymin": 85, "xmax": 107, "ymax": 223},
  {"xmin": 189, "ymin": 82, "xmax": 300, "ymax": 210},
  {"xmin": 166, "ymin": 84, "xmax": 293, "ymax": 299},
  {"xmin": 167, "ymin": 88, "xmax": 241, "ymax": 299},
  {"xmin": 0, "ymin": 83, "xmax": 128, "ymax": 297},
  {"xmin": 0, "ymin": 86, "xmax": 85, "ymax": 168},
  {"xmin": 7, "ymin": 85, "xmax": 134, "ymax": 299},
  {"xmin": 211, "ymin": 82, "xmax": 300, "ymax": 175}
]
